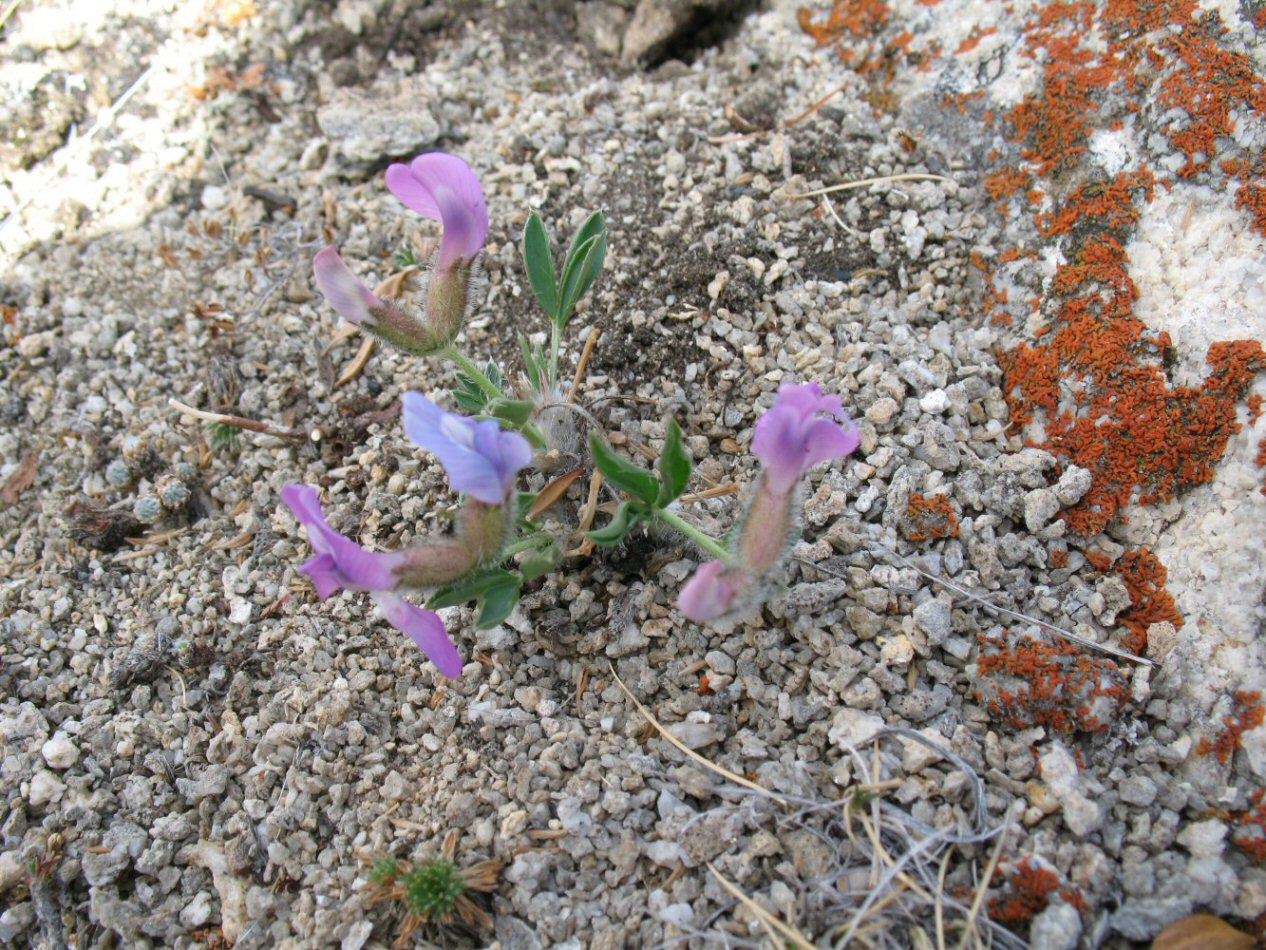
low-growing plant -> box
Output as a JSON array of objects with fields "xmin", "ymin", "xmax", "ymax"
[{"xmin": 279, "ymin": 150, "xmax": 861, "ymax": 675}]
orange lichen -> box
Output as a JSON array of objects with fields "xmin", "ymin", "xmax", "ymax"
[
  {"xmin": 975, "ymin": 632, "xmax": 1128, "ymax": 734},
  {"xmin": 901, "ymin": 493, "xmax": 960, "ymax": 541},
  {"xmin": 1050, "ymin": 548, "xmax": 1069, "ymax": 569},
  {"xmin": 1230, "ymin": 789, "xmax": 1266, "ymax": 862},
  {"xmin": 1000, "ymin": 173, "xmax": 1266, "ymax": 534},
  {"xmin": 955, "ymin": 25, "xmax": 998, "ymax": 54},
  {"xmin": 988, "ymin": 857, "xmax": 1087, "ymax": 926},
  {"xmin": 797, "ymin": 0, "xmax": 890, "ymax": 43},
  {"xmin": 1197, "ymin": 691, "xmax": 1266, "ymax": 765},
  {"xmin": 1115, "ymin": 548, "xmax": 1183, "ymax": 655},
  {"xmin": 985, "ymin": 167, "xmax": 1034, "ymax": 218},
  {"xmin": 1248, "ymin": 395, "xmax": 1264, "ymax": 425}
]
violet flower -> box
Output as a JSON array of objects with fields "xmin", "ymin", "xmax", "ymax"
[
  {"xmin": 386, "ymin": 153, "xmax": 489, "ymax": 274},
  {"xmin": 281, "ymin": 484, "xmax": 407, "ymax": 598},
  {"xmin": 751, "ymin": 382, "xmax": 861, "ymax": 498},
  {"xmin": 312, "ymin": 246, "xmax": 385, "ymax": 329},
  {"xmin": 402, "ymin": 393, "xmax": 532, "ymax": 505},
  {"xmin": 281, "ymin": 485, "xmax": 462, "ymax": 677},
  {"xmin": 678, "ymin": 383, "xmax": 860, "ymax": 623}
]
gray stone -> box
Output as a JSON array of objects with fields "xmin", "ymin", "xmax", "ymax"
[
  {"xmin": 1118, "ymin": 775, "xmax": 1158, "ymax": 807},
  {"xmin": 913, "ymin": 597, "xmax": 952, "ymax": 646},
  {"xmin": 1024, "ymin": 488, "xmax": 1061, "ymax": 531},
  {"xmin": 1030, "ymin": 900, "xmax": 1082, "ymax": 950},
  {"xmin": 829, "ymin": 708, "xmax": 886, "ymax": 750},
  {"xmin": 495, "ymin": 916, "xmax": 544, "ymax": 950},
  {"xmin": 576, "ymin": 1, "xmax": 628, "ymax": 56},
  {"xmin": 40, "ymin": 732, "xmax": 79, "ymax": 769},
  {"xmin": 1111, "ymin": 897, "xmax": 1193, "ymax": 941},
  {"xmin": 622, "ymin": 0, "xmax": 727, "ymax": 64},
  {"xmin": 316, "ymin": 82, "xmax": 443, "ymax": 164},
  {"xmin": 83, "ymin": 823, "xmax": 148, "ymax": 886},
  {"xmin": 1054, "ymin": 465, "xmax": 1093, "ymax": 506}
]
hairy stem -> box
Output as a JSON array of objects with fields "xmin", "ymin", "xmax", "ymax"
[{"xmin": 655, "ymin": 508, "xmax": 732, "ymax": 563}]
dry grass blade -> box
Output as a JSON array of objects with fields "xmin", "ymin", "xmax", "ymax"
[
  {"xmin": 0, "ymin": 449, "xmax": 39, "ymax": 504},
  {"xmin": 783, "ymin": 173, "xmax": 950, "ymax": 200},
  {"xmin": 863, "ymin": 542, "xmax": 1151, "ymax": 665},
  {"xmin": 567, "ymin": 326, "xmax": 602, "ymax": 403},
  {"xmin": 707, "ymin": 80, "xmax": 851, "ymax": 144},
  {"xmin": 321, "ymin": 322, "xmax": 360, "ymax": 354},
  {"xmin": 565, "ymin": 469, "xmax": 604, "ymax": 557},
  {"xmin": 935, "ymin": 848, "xmax": 953, "ymax": 950},
  {"xmin": 706, "ymin": 862, "xmax": 815, "ymax": 950},
  {"xmin": 679, "ymin": 483, "xmax": 741, "ymax": 503},
  {"xmin": 334, "ymin": 335, "xmax": 376, "ymax": 390},
  {"xmin": 527, "ymin": 467, "xmax": 584, "ymax": 520},
  {"xmin": 610, "ymin": 666, "xmax": 791, "ymax": 803},
  {"xmin": 169, "ymin": 398, "xmax": 305, "ymax": 442},
  {"xmin": 953, "ymin": 807, "xmax": 1014, "ymax": 950}
]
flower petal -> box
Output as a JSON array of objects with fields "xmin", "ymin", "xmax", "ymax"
[
  {"xmin": 402, "ymin": 393, "xmax": 530, "ymax": 504},
  {"xmin": 281, "ymin": 484, "xmax": 401, "ymax": 595},
  {"xmin": 385, "ymin": 163, "xmax": 442, "ymax": 220},
  {"xmin": 312, "ymin": 246, "xmax": 380, "ymax": 327},
  {"xmin": 373, "ymin": 592, "xmax": 464, "ymax": 678},
  {"xmin": 751, "ymin": 383, "xmax": 859, "ymax": 496},
  {"xmin": 679, "ymin": 561, "xmax": 744, "ymax": 622},
  {"xmin": 387, "ymin": 153, "xmax": 489, "ymax": 272}
]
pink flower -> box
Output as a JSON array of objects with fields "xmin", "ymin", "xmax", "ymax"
[
  {"xmin": 678, "ymin": 561, "xmax": 752, "ymax": 622},
  {"xmin": 385, "ymin": 152, "xmax": 488, "ymax": 273},
  {"xmin": 751, "ymin": 383, "xmax": 860, "ymax": 496}
]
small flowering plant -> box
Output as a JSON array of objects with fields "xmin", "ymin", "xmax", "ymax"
[{"xmin": 279, "ymin": 150, "xmax": 860, "ymax": 676}]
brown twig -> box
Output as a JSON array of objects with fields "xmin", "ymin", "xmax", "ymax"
[{"xmin": 169, "ymin": 398, "xmax": 305, "ymax": 442}]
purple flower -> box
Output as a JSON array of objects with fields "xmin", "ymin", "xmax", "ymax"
[
  {"xmin": 751, "ymin": 383, "xmax": 860, "ymax": 497},
  {"xmin": 678, "ymin": 561, "xmax": 748, "ymax": 622},
  {"xmin": 281, "ymin": 485, "xmax": 462, "ymax": 677},
  {"xmin": 386, "ymin": 153, "xmax": 488, "ymax": 273},
  {"xmin": 281, "ymin": 485, "xmax": 405, "ymax": 598},
  {"xmin": 372, "ymin": 592, "xmax": 463, "ymax": 678},
  {"xmin": 402, "ymin": 393, "xmax": 532, "ymax": 505}
]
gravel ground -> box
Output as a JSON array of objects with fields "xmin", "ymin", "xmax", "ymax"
[{"xmin": 2, "ymin": 0, "xmax": 1265, "ymax": 947}]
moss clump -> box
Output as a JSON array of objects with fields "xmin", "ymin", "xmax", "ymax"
[{"xmin": 403, "ymin": 857, "xmax": 466, "ymax": 918}]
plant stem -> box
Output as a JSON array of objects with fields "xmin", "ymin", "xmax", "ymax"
[
  {"xmin": 655, "ymin": 508, "xmax": 732, "ymax": 563},
  {"xmin": 548, "ymin": 321, "xmax": 563, "ymax": 394},
  {"xmin": 440, "ymin": 346, "xmax": 548, "ymax": 448},
  {"xmin": 441, "ymin": 346, "xmax": 503, "ymax": 401}
]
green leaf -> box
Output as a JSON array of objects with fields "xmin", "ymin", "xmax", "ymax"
[
  {"xmin": 516, "ymin": 491, "xmax": 538, "ymax": 521},
  {"xmin": 589, "ymin": 434, "xmax": 659, "ymax": 505},
  {"xmin": 428, "ymin": 569, "xmax": 523, "ymax": 630},
  {"xmin": 518, "ymin": 542, "xmax": 560, "ymax": 581},
  {"xmin": 393, "ymin": 240, "xmax": 421, "ymax": 270},
  {"xmin": 428, "ymin": 569, "xmax": 518, "ymax": 610},
  {"xmin": 452, "ymin": 373, "xmax": 488, "ymax": 413},
  {"xmin": 656, "ymin": 418, "xmax": 692, "ymax": 507},
  {"xmin": 522, "ymin": 212, "xmax": 559, "ymax": 321},
  {"xmin": 475, "ymin": 575, "xmax": 521, "ymax": 628},
  {"xmin": 557, "ymin": 232, "xmax": 606, "ymax": 327},
  {"xmin": 453, "ymin": 362, "xmax": 504, "ymax": 413},
  {"xmin": 484, "ymin": 398, "xmax": 535, "ymax": 428},
  {"xmin": 565, "ymin": 210, "xmax": 606, "ymax": 268},
  {"xmin": 586, "ymin": 501, "xmax": 647, "ymax": 546},
  {"xmin": 482, "ymin": 361, "xmax": 504, "ymax": 391}
]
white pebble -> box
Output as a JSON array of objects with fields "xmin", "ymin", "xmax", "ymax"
[{"xmin": 41, "ymin": 733, "xmax": 79, "ymax": 770}]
